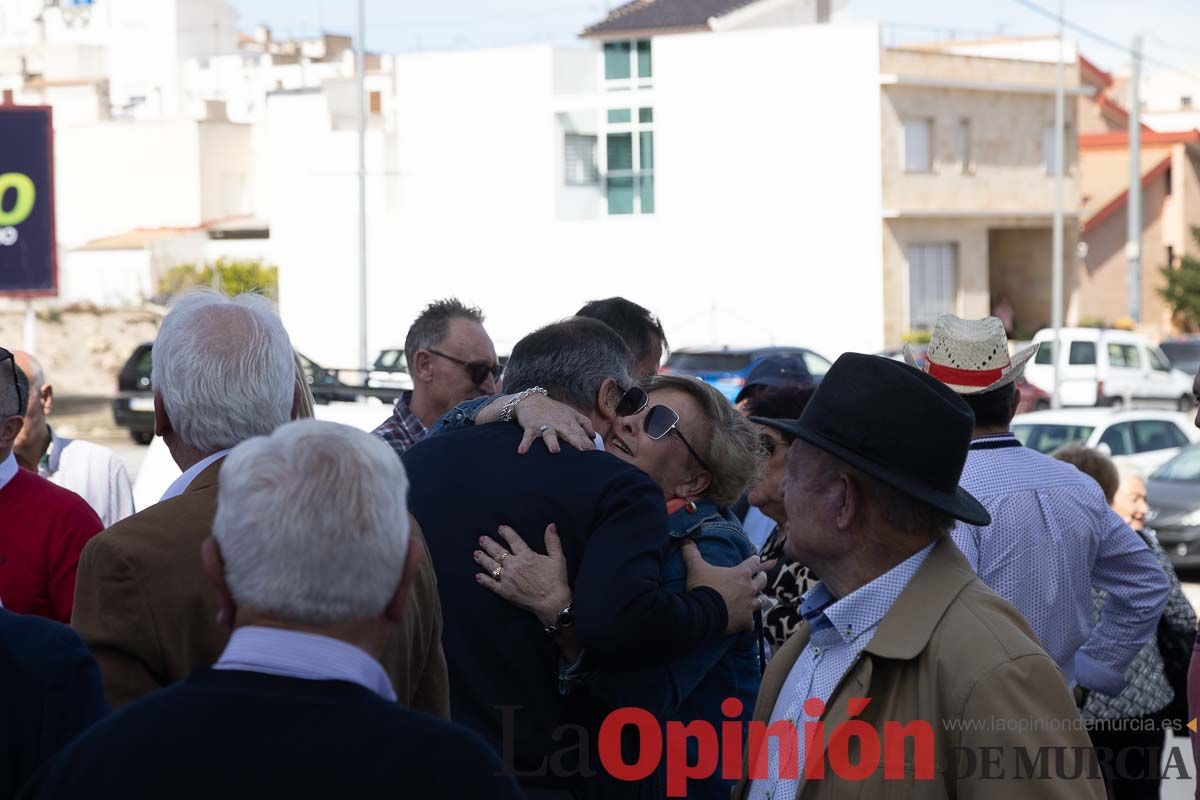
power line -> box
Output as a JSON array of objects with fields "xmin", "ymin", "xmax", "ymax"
[{"xmin": 1011, "ymin": 0, "xmax": 1200, "ymax": 83}]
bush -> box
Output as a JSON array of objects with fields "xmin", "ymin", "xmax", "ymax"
[
  {"xmin": 1158, "ymin": 227, "xmax": 1200, "ymax": 332},
  {"xmin": 157, "ymin": 258, "xmax": 278, "ymax": 301}
]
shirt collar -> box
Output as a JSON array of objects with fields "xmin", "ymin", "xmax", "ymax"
[
  {"xmin": 593, "ymin": 432, "xmax": 605, "ymax": 451},
  {"xmin": 802, "ymin": 541, "xmax": 938, "ymax": 646},
  {"xmin": 214, "ymin": 625, "xmax": 396, "ymax": 701},
  {"xmin": 160, "ymin": 449, "xmax": 231, "ymax": 502},
  {"xmin": 41, "ymin": 426, "xmax": 68, "ymax": 476},
  {"xmin": 0, "ymin": 452, "xmax": 17, "ymax": 493},
  {"xmin": 395, "ymin": 391, "xmax": 428, "ymax": 434}
]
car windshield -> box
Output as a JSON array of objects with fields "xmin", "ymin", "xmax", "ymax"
[
  {"xmin": 1151, "ymin": 446, "xmax": 1200, "ymax": 482},
  {"xmin": 374, "ymin": 350, "xmax": 406, "ymax": 370},
  {"xmin": 1011, "ymin": 423, "xmax": 1097, "ymax": 454},
  {"xmin": 1161, "ymin": 342, "xmax": 1200, "ymax": 366},
  {"xmin": 665, "ymin": 352, "xmax": 753, "ymax": 373}
]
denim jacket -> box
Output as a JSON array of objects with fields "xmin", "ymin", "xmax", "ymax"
[
  {"xmin": 564, "ymin": 499, "xmax": 762, "ymax": 800},
  {"xmin": 428, "ymin": 395, "xmax": 495, "ymax": 437}
]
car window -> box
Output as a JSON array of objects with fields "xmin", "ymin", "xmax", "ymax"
[
  {"xmin": 1122, "ymin": 345, "xmax": 1141, "ymax": 369},
  {"xmin": 1069, "ymin": 341, "xmax": 1095, "ymax": 366},
  {"xmin": 803, "ymin": 352, "xmax": 831, "ymax": 378},
  {"xmin": 1161, "ymin": 342, "xmax": 1200, "ymax": 367},
  {"xmin": 1129, "ymin": 420, "xmax": 1190, "ymax": 451},
  {"xmin": 1011, "ymin": 424, "xmax": 1096, "ymax": 454},
  {"xmin": 1098, "ymin": 422, "xmax": 1133, "ymax": 456},
  {"xmin": 1035, "ymin": 342, "xmax": 1053, "ymax": 365},
  {"xmin": 134, "ymin": 346, "xmax": 153, "ymax": 377},
  {"xmin": 374, "ymin": 350, "xmax": 407, "ymax": 370},
  {"xmin": 1107, "ymin": 343, "xmax": 1126, "ymax": 368},
  {"xmin": 1149, "ymin": 348, "xmax": 1170, "ymax": 372},
  {"xmin": 1152, "ymin": 446, "xmax": 1200, "ymax": 481},
  {"xmin": 665, "ymin": 352, "xmax": 753, "ymax": 373}
]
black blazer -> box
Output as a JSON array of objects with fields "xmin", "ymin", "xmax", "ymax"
[
  {"xmin": 0, "ymin": 609, "xmax": 107, "ymax": 799},
  {"xmin": 21, "ymin": 669, "xmax": 523, "ymax": 799},
  {"xmin": 403, "ymin": 423, "xmax": 728, "ymax": 787}
]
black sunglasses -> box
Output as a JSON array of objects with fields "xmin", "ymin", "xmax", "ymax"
[
  {"xmin": 614, "ymin": 386, "xmax": 712, "ymax": 473},
  {"xmin": 427, "ymin": 348, "xmax": 502, "ymax": 387},
  {"xmin": 0, "ymin": 347, "xmax": 21, "ymax": 418}
]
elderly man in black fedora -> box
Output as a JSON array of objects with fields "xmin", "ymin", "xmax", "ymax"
[{"xmin": 735, "ymin": 354, "xmax": 1102, "ymax": 800}]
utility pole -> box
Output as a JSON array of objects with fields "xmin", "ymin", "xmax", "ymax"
[
  {"xmin": 1050, "ymin": 0, "xmax": 1066, "ymax": 409},
  {"xmin": 355, "ymin": 0, "xmax": 368, "ymax": 375},
  {"xmin": 1127, "ymin": 35, "xmax": 1143, "ymax": 325}
]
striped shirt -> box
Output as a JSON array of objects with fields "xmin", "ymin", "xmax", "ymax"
[{"xmin": 952, "ymin": 433, "xmax": 1169, "ymax": 695}]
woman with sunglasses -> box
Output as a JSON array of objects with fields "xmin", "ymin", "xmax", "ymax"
[{"xmin": 473, "ymin": 375, "xmax": 764, "ymax": 800}]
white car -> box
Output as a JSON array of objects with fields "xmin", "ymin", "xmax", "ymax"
[
  {"xmin": 1011, "ymin": 408, "xmax": 1200, "ymax": 474},
  {"xmin": 131, "ymin": 402, "xmax": 393, "ymax": 512},
  {"xmin": 1023, "ymin": 327, "xmax": 1194, "ymax": 410},
  {"xmin": 367, "ymin": 348, "xmax": 414, "ymax": 391}
]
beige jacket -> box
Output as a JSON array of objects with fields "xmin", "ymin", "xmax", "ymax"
[
  {"xmin": 71, "ymin": 459, "xmax": 450, "ymax": 717},
  {"xmin": 735, "ymin": 537, "xmax": 1105, "ymax": 800}
]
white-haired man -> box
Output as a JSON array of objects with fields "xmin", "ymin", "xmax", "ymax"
[
  {"xmin": 28, "ymin": 421, "xmax": 520, "ymax": 799},
  {"xmin": 13, "ymin": 350, "xmax": 135, "ymax": 527},
  {"xmin": 71, "ymin": 290, "xmax": 450, "ymax": 718}
]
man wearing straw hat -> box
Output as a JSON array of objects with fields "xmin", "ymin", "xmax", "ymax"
[{"xmin": 907, "ymin": 315, "xmax": 1169, "ymax": 705}]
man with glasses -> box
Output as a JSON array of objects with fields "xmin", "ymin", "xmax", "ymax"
[
  {"xmin": 0, "ymin": 347, "xmax": 103, "ymax": 622},
  {"xmin": 373, "ymin": 298, "xmax": 500, "ymax": 457},
  {"xmin": 402, "ymin": 318, "xmax": 767, "ymax": 799}
]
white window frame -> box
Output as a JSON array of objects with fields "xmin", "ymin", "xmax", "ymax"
[
  {"xmin": 905, "ymin": 242, "xmax": 958, "ymax": 330},
  {"xmin": 601, "ymin": 105, "xmax": 654, "ymax": 216},
  {"xmin": 563, "ymin": 133, "xmax": 599, "ymax": 186},
  {"xmin": 901, "ymin": 117, "xmax": 934, "ymax": 174},
  {"xmin": 602, "ymin": 39, "xmax": 653, "ymax": 92}
]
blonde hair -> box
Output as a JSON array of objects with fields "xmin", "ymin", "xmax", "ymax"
[
  {"xmin": 1051, "ymin": 443, "xmax": 1119, "ymax": 504},
  {"xmin": 641, "ymin": 374, "xmax": 764, "ymax": 507}
]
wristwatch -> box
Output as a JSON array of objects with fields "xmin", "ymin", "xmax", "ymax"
[{"xmin": 543, "ymin": 602, "xmax": 575, "ymax": 639}]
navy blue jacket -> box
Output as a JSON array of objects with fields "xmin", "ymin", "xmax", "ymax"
[
  {"xmin": 0, "ymin": 608, "xmax": 107, "ymax": 799},
  {"xmin": 21, "ymin": 669, "xmax": 523, "ymax": 799},
  {"xmin": 402, "ymin": 423, "xmax": 729, "ymax": 788}
]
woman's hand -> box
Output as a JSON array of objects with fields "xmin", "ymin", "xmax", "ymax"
[
  {"xmin": 473, "ymin": 392, "xmax": 596, "ymax": 454},
  {"xmin": 475, "ymin": 524, "xmax": 572, "ymax": 626}
]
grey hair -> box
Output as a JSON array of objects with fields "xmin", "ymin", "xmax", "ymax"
[
  {"xmin": 503, "ymin": 317, "xmax": 632, "ymax": 413},
  {"xmin": 404, "ymin": 298, "xmax": 485, "ymax": 368},
  {"xmin": 214, "ymin": 419, "xmax": 410, "ymax": 624},
  {"xmin": 152, "ymin": 288, "xmax": 295, "ymax": 453},
  {"xmin": 16, "ymin": 352, "xmax": 44, "ymax": 392}
]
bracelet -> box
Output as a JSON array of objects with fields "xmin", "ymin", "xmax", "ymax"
[{"xmin": 499, "ymin": 386, "xmax": 547, "ymax": 423}]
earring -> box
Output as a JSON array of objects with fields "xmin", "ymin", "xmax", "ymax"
[{"xmin": 685, "ymin": 500, "xmax": 697, "ymax": 514}]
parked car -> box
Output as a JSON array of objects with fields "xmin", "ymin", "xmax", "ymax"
[
  {"xmin": 368, "ymin": 347, "xmax": 415, "ymax": 391},
  {"xmin": 1023, "ymin": 327, "xmax": 1194, "ymax": 409},
  {"xmin": 1011, "ymin": 408, "xmax": 1200, "ymax": 474},
  {"xmin": 662, "ymin": 347, "xmax": 832, "ymax": 402},
  {"xmin": 1146, "ymin": 445, "xmax": 1200, "ymax": 568},
  {"xmin": 1160, "ymin": 337, "xmax": 1200, "ymax": 380},
  {"xmin": 111, "ymin": 343, "xmax": 396, "ymax": 444}
]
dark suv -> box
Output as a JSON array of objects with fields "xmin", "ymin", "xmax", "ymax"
[{"xmin": 111, "ymin": 343, "xmax": 397, "ymax": 444}]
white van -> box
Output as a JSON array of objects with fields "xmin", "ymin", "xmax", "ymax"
[{"xmin": 1024, "ymin": 328, "xmax": 1194, "ymax": 409}]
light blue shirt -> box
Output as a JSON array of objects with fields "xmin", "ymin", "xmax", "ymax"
[
  {"xmin": 214, "ymin": 626, "xmax": 396, "ymax": 701},
  {"xmin": 748, "ymin": 541, "xmax": 937, "ymax": 800},
  {"xmin": 159, "ymin": 449, "xmax": 230, "ymax": 502},
  {"xmin": 953, "ymin": 433, "xmax": 1169, "ymax": 696}
]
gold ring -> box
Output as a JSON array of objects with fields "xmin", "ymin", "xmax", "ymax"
[
  {"xmin": 499, "ymin": 551, "xmax": 508, "ymax": 561},
  {"xmin": 491, "ymin": 566, "xmax": 502, "ymax": 580}
]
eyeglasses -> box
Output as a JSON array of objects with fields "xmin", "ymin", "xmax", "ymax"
[
  {"xmin": 0, "ymin": 347, "xmax": 22, "ymax": 418},
  {"xmin": 613, "ymin": 386, "xmax": 712, "ymax": 473},
  {"xmin": 427, "ymin": 349, "xmax": 502, "ymax": 387}
]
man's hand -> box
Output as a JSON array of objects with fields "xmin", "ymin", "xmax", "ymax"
[
  {"xmin": 514, "ymin": 394, "xmax": 596, "ymax": 455},
  {"xmin": 681, "ymin": 542, "xmax": 769, "ymax": 634}
]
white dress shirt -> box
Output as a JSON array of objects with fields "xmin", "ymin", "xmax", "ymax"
[
  {"xmin": 742, "ymin": 506, "xmax": 776, "ymax": 552},
  {"xmin": 159, "ymin": 449, "xmax": 230, "ymax": 502},
  {"xmin": 214, "ymin": 625, "xmax": 396, "ymax": 701},
  {"xmin": 0, "ymin": 451, "xmax": 17, "ymax": 493},
  {"xmin": 39, "ymin": 428, "xmax": 136, "ymax": 528}
]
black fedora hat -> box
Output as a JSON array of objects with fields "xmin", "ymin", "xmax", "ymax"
[{"xmin": 752, "ymin": 353, "xmax": 990, "ymax": 526}]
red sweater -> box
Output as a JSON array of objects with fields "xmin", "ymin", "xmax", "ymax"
[{"xmin": 0, "ymin": 467, "xmax": 104, "ymax": 623}]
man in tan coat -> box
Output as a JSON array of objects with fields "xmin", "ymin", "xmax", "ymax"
[
  {"xmin": 737, "ymin": 354, "xmax": 1102, "ymax": 800},
  {"xmin": 71, "ymin": 289, "xmax": 448, "ymax": 716}
]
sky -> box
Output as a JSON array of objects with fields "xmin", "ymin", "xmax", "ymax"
[{"xmin": 225, "ymin": 0, "xmax": 1200, "ymax": 77}]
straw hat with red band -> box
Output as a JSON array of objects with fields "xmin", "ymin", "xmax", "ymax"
[{"xmin": 902, "ymin": 314, "xmax": 1038, "ymax": 396}]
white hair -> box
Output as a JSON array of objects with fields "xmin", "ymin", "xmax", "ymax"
[
  {"xmin": 152, "ymin": 288, "xmax": 295, "ymax": 453},
  {"xmin": 1116, "ymin": 462, "xmax": 1146, "ymax": 484},
  {"xmin": 213, "ymin": 419, "xmax": 411, "ymax": 624}
]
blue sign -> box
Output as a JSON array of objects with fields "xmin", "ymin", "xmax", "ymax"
[{"xmin": 0, "ymin": 106, "xmax": 57, "ymax": 296}]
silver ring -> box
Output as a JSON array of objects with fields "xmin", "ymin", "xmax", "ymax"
[
  {"xmin": 491, "ymin": 566, "xmax": 502, "ymax": 580},
  {"xmin": 538, "ymin": 425, "xmax": 551, "ymax": 435}
]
